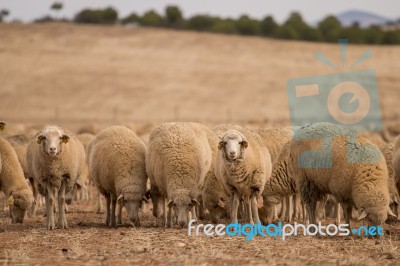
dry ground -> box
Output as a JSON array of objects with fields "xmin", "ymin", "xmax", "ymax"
[
  {"xmin": 1, "ymin": 23, "xmax": 400, "ymax": 265},
  {"xmin": 0, "ymin": 188, "xmax": 400, "ymax": 265}
]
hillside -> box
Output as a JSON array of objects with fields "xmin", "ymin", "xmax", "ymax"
[{"xmin": 0, "ymin": 23, "xmax": 399, "ymax": 128}]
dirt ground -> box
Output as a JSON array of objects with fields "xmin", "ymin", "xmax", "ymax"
[
  {"xmin": 0, "ymin": 189, "xmax": 399, "ymax": 265},
  {"xmin": 1, "ymin": 23, "xmax": 400, "ymax": 265}
]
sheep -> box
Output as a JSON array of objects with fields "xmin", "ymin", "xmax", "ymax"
[
  {"xmin": 215, "ymin": 126, "xmax": 272, "ymax": 225},
  {"xmin": 146, "ymin": 122, "xmax": 218, "ymax": 227},
  {"xmin": 391, "ymin": 136, "xmax": 400, "ymax": 218},
  {"xmin": 381, "ymin": 139, "xmax": 400, "ymax": 218},
  {"xmin": 6, "ymin": 133, "xmax": 39, "ymax": 215},
  {"xmin": 26, "ymin": 125, "xmax": 85, "ymax": 229},
  {"xmin": 87, "ymin": 126, "xmax": 147, "ymax": 227},
  {"xmin": 0, "ymin": 136, "xmax": 34, "ymax": 223},
  {"xmin": 289, "ymin": 122, "xmax": 396, "ymax": 226},
  {"xmin": 0, "ymin": 121, "xmax": 6, "ymax": 131},
  {"xmin": 65, "ymin": 133, "xmax": 96, "ymax": 204}
]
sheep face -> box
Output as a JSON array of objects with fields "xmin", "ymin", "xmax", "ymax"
[
  {"xmin": 218, "ymin": 130, "xmax": 248, "ymax": 161},
  {"xmin": 205, "ymin": 198, "xmax": 225, "ymax": 223},
  {"xmin": 359, "ymin": 206, "xmax": 396, "ymax": 226},
  {"xmin": 168, "ymin": 192, "xmax": 200, "ymax": 227},
  {"xmin": 8, "ymin": 190, "xmax": 34, "ymax": 223},
  {"xmin": 118, "ymin": 194, "xmax": 141, "ymax": 227},
  {"xmin": 37, "ymin": 127, "xmax": 70, "ymax": 157}
]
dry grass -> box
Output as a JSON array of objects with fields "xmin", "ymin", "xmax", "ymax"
[{"xmin": 0, "ymin": 23, "xmax": 399, "ymax": 130}]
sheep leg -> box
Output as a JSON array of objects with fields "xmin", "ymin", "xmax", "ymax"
[
  {"xmin": 280, "ymin": 198, "xmax": 287, "ymax": 221},
  {"xmin": 191, "ymin": 206, "xmax": 197, "ymax": 222},
  {"xmin": 105, "ymin": 193, "xmax": 111, "ymax": 226},
  {"xmin": 97, "ymin": 191, "xmax": 103, "ymax": 214},
  {"xmin": 341, "ymin": 202, "xmax": 352, "ymax": 226},
  {"xmin": 117, "ymin": 201, "xmax": 123, "ymax": 225},
  {"xmin": 166, "ymin": 203, "xmax": 173, "ymax": 227},
  {"xmin": 250, "ymin": 194, "xmax": 259, "ymax": 224},
  {"xmin": 110, "ymin": 194, "xmax": 117, "ymax": 227},
  {"xmin": 46, "ymin": 184, "xmax": 56, "ymax": 230},
  {"xmin": 305, "ymin": 198, "xmax": 317, "ymax": 227},
  {"xmin": 293, "ymin": 194, "xmax": 299, "ymax": 221},
  {"xmin": 230, "ymin": 191, "xmax": 240, "ymax": 224},
  {"xmin": 273, "ymin": 204, "xmax": 278, "ymax": 221},
  {"xmin": 286, "ymin": 195, "xmax": 293, "ymax": 223},
  {"xmin": 58, "ymin": 182, "xmax": 67, "ymax": 229},
  {"xmin": 334, "ymin": 202, "xmax": 341, "ymax": 225},
  {"xmin": 243, "ymin": 196, "xmax": 253, "ymax": 225},
  {"xmin": 29, "ymin": 178, "xmax": 39, "ymax": 216}
]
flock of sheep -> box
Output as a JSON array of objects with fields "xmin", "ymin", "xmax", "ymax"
[{"xmin": 0, "ymin": 120, "xmax": 399, "ymax": 231}]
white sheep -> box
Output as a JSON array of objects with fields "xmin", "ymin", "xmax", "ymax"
[
  {"xmin": 65, "ymin": 133, "xmax": 96, "ymax": 204},
  {"xmin": 87, "ymin": 126, "xmax": 147, "ymax": 227},
  {"xmin": 26, "ymin": 125, "xmax": 85, "ymax": 229},
  {"xmin": 0, "ymin": 136, "xmax": 34, "ymax": 223},
  {"xmin": 146, "ymin": 122, "xmax": 218, "ymax": 227},
  {"xmin": 289, "ymin": 122, "xmax": 396, "ymax": 226},
  {"xmin": 215, "ymin": 126, "xmax": 272, "ymax": 225},
  {"xmin": 391, "ymin": 136, "xmax": 400, "ymax": 219}
]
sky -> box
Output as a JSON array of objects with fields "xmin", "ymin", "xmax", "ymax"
[{"xmin": 1, "ymin": 0, "xmax": 399, "ymax": 24}]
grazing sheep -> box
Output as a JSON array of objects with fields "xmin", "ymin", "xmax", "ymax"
[
  {"xmin": 146, "ymin": 122, "xmax": 218, "ymax": 227},
  {"xmin": 289, "ymin": 122, "xmax": 396, "ymax": 226},
  {"xmin": 215, "ymin": 126, "xmax": 272, "ymax": 225},
  {"xmin": 391, "ymin": 136, "xmax": 400, "ymax": 218},
  {"xmin": 6, "ymin": 133, "xmax": 39, "ymax": 215},
  {"xmin": 26, "ymin": 125, "xmax": 85, "ymax": 229},
  {"xmin": 87, "ymin": 126, "xmax": 147, "ymax": 227},
  {"xmin": 0, "ymin": 136, "xmax": 34, "ymax": 223},
  {"xmin": 381, "ymin": 139, "xmax": 400, "ymax": 218}
]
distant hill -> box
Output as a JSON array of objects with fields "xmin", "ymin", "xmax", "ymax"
[{"xmin": 335, "ymin": 10, "xmax": 393, "ymax": 28}]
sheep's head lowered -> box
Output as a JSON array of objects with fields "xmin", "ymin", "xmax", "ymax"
[
  {"xmin": 218, "ymin": 130, "xmax": 248, "ymax": 161},
  {"xmin": 37, "ymin": 126, "xmax": 70, "ymax": 157},
  {"xmin": 0, "ymin": 121, "xmax": 6, "ymax": 131},
  {"xmin": 8, "ymin": 189, "xmax": 34, "ymax": 223},
  {"xmin": 117, "ymin": 191, "xmax": 147, "ymax": 227},
  {"xmin": 168, "ymin": 189, "xmax": 200, "ymax": 227}
]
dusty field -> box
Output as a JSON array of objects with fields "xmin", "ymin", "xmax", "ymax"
[
  {"xmin": 0, "ymin": 23, "xmax": 400, "ymax": 128},
  {"xmin": 1, "ymin": 23, "xmax": 400, "ymax": 265},
  {"xmin": 0, "ymin": 188, "xmax": 399, "ymax": 265}
]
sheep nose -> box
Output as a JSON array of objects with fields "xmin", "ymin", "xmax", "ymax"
[
  {"xmin": 179, "ymin": 221, "xmax": 187, "ymax": 227},
  {"xmin": 50, "ymin": 147, "xmax": 56, "ymax": 151},
  {"xmin": 230, "ymin": 151, "xmax": 236, "ymax": 156}
]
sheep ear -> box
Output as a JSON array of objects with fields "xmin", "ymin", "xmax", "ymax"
[
  {"xmin": 191, "ymin": 199, "xmax": 200, "ymax": 206},
  {"xmin": 218, "ymin": 141, "xmax": 224, "ymax": 150},
  {"xmin": 7, "ymin": 195, "xmax": 14, "ymax": 206},
  {"xmin": 0, "ymin": 122, "xmax": 6, "ymax": 131},
  {"xmin": 61, "ymin": 135, "xmax": 70, "ymax": 143},
  {"xmin": 75, "ymin": 179, "xmax": 84, "ymax": 189},
  {"xmin": 241, "ymin": 140, "xmax": 248, "ymax": 149},
  {"xmin": 388, "ymin": 208, "xmax": 397, "ymax": 218},
  {"xmin": 37, "ymin": 135, "xmax": 46, "ymax": 144},
  {"xmin": 167, "ymin": 200, "xmax": 174, "ymax": 208},
  {"xmin": 142, "ymin": 196, "xmax": 149, "ymax": 203},
  {"xmin": 393, "ymin": 195, "xmax": 399, "ymax": 205},
  {"xmin": 357, "ymin": 209, "xmax": 368, "ymax": 220},
  {"xmin": 144, "ymin": 190, "xmax": 151, "ymax": 200},
  {"xmin": 117, "ymin": 194, "xmax": 124, "ymax": 204},
  {"xmin": 217, "ymin": 198, "xmax": 225, "ymax": 208}
]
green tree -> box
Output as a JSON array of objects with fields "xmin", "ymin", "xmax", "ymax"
[
  {"xmin": 318, "ymin": 15, "xmax": 342, "ymax": 42},
  {"xmin": 282, "ymin": 12, "xmax": 311, "ymax": 40},
  {"xmin": 274, "ymin": 24, "xmax": 298, "ymax": 39},
  {"xmin": 50, "ymin": 2, "xmax": 63, "ymax": 20},
  {"xmin": 121, "ymin": 12, "xmax": 140, "ymax": 25},
  {"xmin": 340, "ymin": 23, "xmax": 364, "ymax": 44},
  {"xmin": 165, "ymin": 5, "xmax": 183, "ymax": 28},
  {"xmin": 364, "ymin": 25, "xmax": 384, "ymax": 44},
  {"xmin": 235, "ymin": 15, "xmax": 260, "ymax": 36},
  {"xmin": 0, "ymin": 9, "xmax": 9, "ymax": 22},
  {"xmin": 140, "ymin": 10, "xmax": 164, "ymax": 27},
  {"xmin": 210, "ymin": 18, "xmax": 237, "ymax": 34},
  {"xmin": 185, "ymin": 15, "xmax": 215, "ymax": 31},
  {"xmin": 260, "ymin": 15, "xmax": 278, "ymax": 36},
  {"xmin": 74, "ymin": 7, "xmax": 118, "ymax": 24},
  {"xmin": 382, "ymin": 30, "xmax": 400, "ymax": 44}
]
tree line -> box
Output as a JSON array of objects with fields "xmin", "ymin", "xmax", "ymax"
[{"xmin": 2, "ymin": 4, "xmax": 400, "ymax": 44}]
